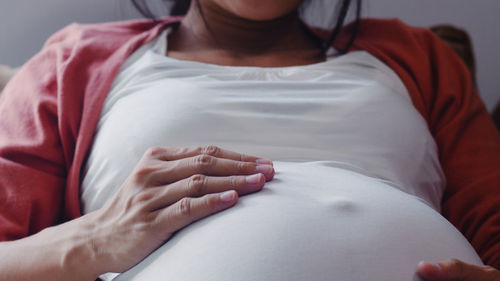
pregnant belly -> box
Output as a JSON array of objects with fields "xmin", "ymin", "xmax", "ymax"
[{"xmin": 113, "ymin": 162, "xmax": 482, "ymax": 281}]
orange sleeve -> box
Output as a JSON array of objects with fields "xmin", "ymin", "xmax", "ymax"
[
  {"xmin": 420, "ymin": 31, "xmax": 500, "ymax": 268},
  {"xmin": 336, "ymin": 19, "xmax": 500, "ymax": 267}
]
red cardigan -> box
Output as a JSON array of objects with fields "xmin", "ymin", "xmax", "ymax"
[{"xmin": 0, "ymin": 17, "xmax": 499, "ymax": 267}]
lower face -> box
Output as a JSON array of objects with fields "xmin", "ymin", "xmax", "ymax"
[{"xmin": 202, "ymin": 0, "xmax": 307, "ymax": 21}]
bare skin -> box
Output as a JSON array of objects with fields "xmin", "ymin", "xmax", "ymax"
[
  {"xmin": 167, "ymin": 0, "xmax": 325, "ymax": 67},
  {"xmin": 417, "ymin": 260, "xmax": 500, "ymax": 281}
]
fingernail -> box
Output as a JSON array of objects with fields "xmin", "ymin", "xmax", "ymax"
[
  {"xmin": 256, "ymin": 158, "xmax": 273, "ymax": 165},
  {"xmin": 246, "ymin": 174, "xmax": 264, "ymax": 186},
  {"xmin": 431, "ymin": 263, "xmax": 441, "ymax": 270},
  {"xmin": 220, "ymin": 190, "xmax": 236, "ymax": 202},
  {"xmin": 256, "ymin": 165, "xmax": 274, "ymax": 175},
  {"xmin": 418, "ymin": 261, "xmax": 441, "ymax": 271}
]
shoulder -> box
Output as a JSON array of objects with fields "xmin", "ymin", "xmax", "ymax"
[
  {"xmin": 5, "ymin": 18, "xmax": 171, "ymax": 100},
  {"xmin": 342, "ymin": 18, "xmax": 475, "ymax": 132},
  {"xmin": 334, "ymin": 18, "xmax": 455, "ymax": 78},
  {"xmin": 42, "ymin": 18, "xmax": 178, "ymax": 56},
  {"xmin": 344, "ymin": 18, "xmax": 443, "ymax": 59},
  {"xmin": 12, "ymin": 17, "xmax": 180, "ymax": 99}
]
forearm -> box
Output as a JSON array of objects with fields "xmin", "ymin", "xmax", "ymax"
[
  {"xmin": 0, "ymin": 216, "xmax": 100, "ymax": 281},
  {"xmin": 0, "ymin": 146, "xmax": 269, "ymax": 280}
]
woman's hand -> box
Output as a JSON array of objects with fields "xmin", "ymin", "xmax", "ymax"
[
  {"xmin": 76, "ymin": 146, "xmax": 274, "ymax": 279},
  {"xmin": 417, "ymin": 259, "xmax": 500, "ymax": 281},
  {"xmin": 0, "ymin": 146, "xmax": 273, "ymax": 281}
]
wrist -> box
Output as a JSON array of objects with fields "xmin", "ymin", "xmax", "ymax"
[
  {"xmin": 35, "ymin": 215, "xmax": 104, "ymax": 281},
  {"xmin": 0, "ymin": 216, "xmax": 102, "ymax": 281}
]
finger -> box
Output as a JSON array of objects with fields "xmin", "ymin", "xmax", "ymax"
[
  {"xmin": 147, "ymin": 145, "xmax": 272, "ymax": 165},
  {"xmin": 146, "ymin": 173, "xmax": 265, "ymax": 211},
  {"xmin": 154, "ymin": 191, "xmax": 238, "ymax": 235},
  {"xmin": 417, "ymin": 259, "xmax": 499, "ymax": 281},
  {"xmin": 417, "ymin": 261, "xmax": 448, "ymax": 281},
  {"xmin": 148, "ymin": 154, "xmax": 274, "ymax": 185}
]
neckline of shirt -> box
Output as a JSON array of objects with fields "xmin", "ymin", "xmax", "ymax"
[{"xmin": 149, "ymin": 28, "xmax": 341, "ymax": 71}]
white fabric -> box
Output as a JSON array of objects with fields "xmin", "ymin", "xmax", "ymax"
[
  {"xmin": 115, "ymin": 162, "xmax": 481, "ymax": 281},
  {"xmin": 81, "ymin": 30, "xmax": 482, "ymax": 281}
]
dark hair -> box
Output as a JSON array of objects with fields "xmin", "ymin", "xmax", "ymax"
[{"xmin": 131, "ymin": 0, "xmax": 362, "ymax": 55}]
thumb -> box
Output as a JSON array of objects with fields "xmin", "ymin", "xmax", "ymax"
[{"xmin": 417, "ymin": 259, "xmax": 493, "ymax": 281}]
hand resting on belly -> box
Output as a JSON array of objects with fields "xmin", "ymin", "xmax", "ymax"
[
  {"xmin": 80, "ymin": 146, "xmax": 274, "ymax": 278},
  {"xmin": 113, "ymin": 161, "xmax": 482, "ymax": 281}
]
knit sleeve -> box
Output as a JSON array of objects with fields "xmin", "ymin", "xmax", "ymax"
[
  {"xmin": 0, "ymin": 19, "xmax": 170, "ymax": 240},
  {"xmin": 339, "ymin": 18, "xmax": 500, "ymax": 268},
  {"xmin": 420, "ymin": 30, "xmax": 500, "ymax": 268},
  {"xmin": 0, "ymin": 24, "xmax": 80, "ymax": 240}
]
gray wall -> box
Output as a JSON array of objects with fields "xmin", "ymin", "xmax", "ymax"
[
  {"xmin": 0, "ymin": 0, "xmax": 498, "ymax": 111},
  {"xmin": 0, "ymin": 0, "xmax": 140, "ymax": 66}
]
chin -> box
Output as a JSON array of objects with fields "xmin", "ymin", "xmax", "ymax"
[{"xmin": 221, "ymin": 0, "xmax": 303, "ymax": 21}]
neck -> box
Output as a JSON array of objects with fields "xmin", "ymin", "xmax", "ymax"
[{"xmin": 170, "ymin": 1, "xmax": 322, "ymax": 57}]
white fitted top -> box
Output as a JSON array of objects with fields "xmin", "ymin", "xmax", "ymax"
[{"xmin": 81, "ymin": 30, "xmax": 482, "ymax": 281}]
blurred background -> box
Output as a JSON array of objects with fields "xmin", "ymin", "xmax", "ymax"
[{"xmin": 0, "ymin": 0, "xmax": 498, "ymax": 112}]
